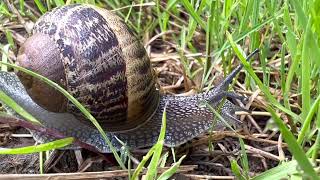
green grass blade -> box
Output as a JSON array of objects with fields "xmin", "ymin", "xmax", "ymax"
[
  {"xmin": 297, "ymin": 94, "xmax": 320, "ymax": 145},
  {"xmin": 34, "ymin": 0, "xmax": 47, "ymax": 14},
  {"xmin": 5, "ymin": 30, "xmax": 15, "ymax": 50},
  {"xmin": 280, "ymin": 43, "xmax": 287, "ymax": 100},
  {"xmin": 0, "ymin": 90, "xmax": 40, "ymax": 124},
  {"xmin": 301, "ymin": 18, "xmax": 311, "ymax": 121},
  {"xmin": 230, "ymin": 159, "xmax": 245, "ymax": 180},
  {"xmin": 19, "ymin": 0, "xmax": 25, "ymax": 14},
  {"xmin": 239, "ymin": 138, "xmax": 249, "ymax": 178},
  {"xmin": 284, "ymin": 55, "xmax": 300, "ymax": 112},
  {"xmin": 159, "ymin": 152, "xmax": 169, "ymax": 168},
  {"xmin": 136, "ymin": 0, "xmax": 144, "ymax": 34},
  {"xmin": 250, "ymin": 0, "xmax": 260, "ymax": 50},
  {"xmin": 215, "ymin": 14, "xmax": 281, "ymax": 57},
  {"xmin": 146, "ymin": 104, "xmax": 167, "ymax": 179},
  {"xmin": 157, "ymin": 155, "xmax": 186, "ymax": 180},
  {"xmin": 226, "ymin": 31, "xmax": 300, "ymax": 121},
  {"xmin": 312, "ymin": 130, "xmax": 320, "ymax": 161},
  {"xmin": 0, "ymin": 137, "xmax": 74, "ymax": 154},
  {"xmin": 186, "ymin": 0, "xmax": 205, "ymax": 43},
  {"xmin": 201, "ymin": 0, "xmax": 214, "ymax": 89},
  {"xmin": 283, "ymin": 4, "xmax": 297, "ymax": 59},
  {"xmin": 180, "ymin": 0, "xmax": 206, "ymax": 30},
  {"xmin": 203, "ymin": 100, "xmax": 235, "ymax": 132},
  {"xmin": 252, "ymin": 160, "xmax": 299, "ymax": 180},
  {"xmin": 289, "ymin": 0, "xmax": 307, "ymax": 28},
  {"xmin": 266, "ymin": 106, "xmax": 318, "ymax": 179},
  {"xmin": 53, "ymin": 0, "xmax": 65, "ymax": 6},
  {"xmin": 0, "ymin": 3, "xmax": 12, "ymax": 17},
  {"xmin": 289, "ymin": 0, "xmax": 320, "ymax": 68},
  {"xmin": 131, "ymin": 145, "xmax": 156, "ymax": 179},
  {"xmin": 239, "ymin": 0, "xmax": 253, "ymax": 33}
]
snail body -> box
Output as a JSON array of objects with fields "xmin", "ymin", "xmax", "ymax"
[{"xmin": 0, "ymin": 4, "xmax": 246, "ymax": 152}]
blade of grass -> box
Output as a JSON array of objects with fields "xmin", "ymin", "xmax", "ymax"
[
  {"xmin": 159, "ymin": 152, "xmax": 169, "ymax": 168},
  {"xmin": 53, "ymin": 0, "xmax": 65, "ymax": 6},
  {"xmin": 201, "ymin": 0, "xmax": 214, "ymax": 89},
  {"xmin": 0, "ymin": 137, "xmax": 74, "ymax": 154},
  {"xmin": 214, "ymin": 13, "xmax": 282, "ymax": 57},
  {"xmin": 0, "ymin": 90, "xmax": 40, "ymax": 124},
  {"xmin": 252, "ymin": 160, "xmax": 299, "ymax": 180},
  {"xmin": 124, "ymin": 2, "xmax": 133, "ymax": 23},
  {"xmin": 239, "ymin": 138, "xmax": 249, "ymax": 179},
  {"xmin": 162, "ymin": 0, "xmax": 179, "ymax": 32},
  {"xmin": 146, "ymin": 104, "xmax": 167, "ymax": 179},
  {"xmin": 156, "ymin": 155, "xmax": 186, "ymax": 180},
  {"xmin": 39, "ymin": 151, "xmax": 43, "ymax": 174},
  {"xmin": 19, "ymin": 0, "xmax": 25, "ymax": 14},
  {"xmin": 267, "ymin": 106, "xmax": 318, "ymax": 179},
  {"xmin": 180, "ymin": 0, "xmax": 206, "ymax": 30},
  {"xmin": 311, "ymin": 131, "xmax": 320, "ymax": 161},
  {"xmin": 171, "ymin": 148, "xmax": 176, "ymax": 163},
  {"xmin": 289, "ymin": 0, "xmax": 320, "ymax": 68},
  {"xmin": 283, "ymin": 4, "xmax": 297, "ymax": 59},
  {"xmin": 297, "ymin": 94, "xmax": 320, "ymax": 145},
  {"xmin": 301, "ymin": 18, "xmax": 311, "ymax": 121},
  {"xmin": 280, "ymin": 43, "xmax": 287, "ymax": 101},
  {"xmin": 0, "ymin": 3, "xmax": 12, "ymax": 17},
  {"xmin": 202, "ymin": 100, "xmax": 235, "ymax": 132},
  {"xmin": 226, "ymin": 31, "xmax": 300, "ymax": 121},
  {"xmin": 250, "ymin": 0, "xmax": 260, "ymax": 50},
  {"xmin": 239, "ymin": 0, "xmax": 253, "ymax": 33},
  {"xmin": 1, "ymin": 44, "xmax": 10, "ymax": 72},
  {"xmin": 230, "ymin": 159, "xmax": 246, "ymax": 180},
  {"xmin": 289, "ymin": 0, "xmax": 307, "ymax": 28},
  {"xmin": 5, "ymin": 30, "xmax": 15, "ymax": 50},
  {"xmin": 284, "ymin": 52, "xmax": 300, "ymax": 113},
  {"xmin": 136, "ymin": 0, "xmax": 144, "ymax": 34},
  {"xmin": 155, "ymin": 0, "xmax": 164, "ymax": 32},
  {"xmin": 131, "ymin": 145, "xmax": 156, "ymax": 179},
  {"xmin": 34, "ymin": 0, "xmax": 47, "ymax": 14}
]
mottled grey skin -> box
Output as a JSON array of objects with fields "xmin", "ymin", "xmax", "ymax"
[{"xmin": 0, "ymin": 60, "xmax": 244, "ymax": 153}]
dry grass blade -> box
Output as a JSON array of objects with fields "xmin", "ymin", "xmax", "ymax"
[{"xmin": 0, "ymin": 165, "xmax": 196, "ymax": 180}]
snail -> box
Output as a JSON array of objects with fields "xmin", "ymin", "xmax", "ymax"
[{"xmin": 0, "ymin": 4, "xmax": 255, "ymax": 153}]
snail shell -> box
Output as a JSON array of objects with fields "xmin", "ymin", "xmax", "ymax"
[{"xmin": 17, "ymin": 4, "xmax": 160, "ymax": 132}]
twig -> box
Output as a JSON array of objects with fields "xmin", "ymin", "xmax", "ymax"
[
  {"xmin": 184, "ymin": 174, "xmax": 235, "ymax": 179},
  {"xmin": 0, "ymin": 133, "xmax": 33, "ymax": 138},
  {"xmin": 144, "ymin": 30, "xmax": 176, "ymax": 48},
  {"xmin": 245, "ymin": 144, "xmax": 281, "ymax": 161},
  {"xmin": 111, "ymin": 2, "xmax": 156, "ymax": 12}
]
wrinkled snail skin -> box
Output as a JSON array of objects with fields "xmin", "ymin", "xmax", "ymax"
[{"xmin": 0, "ymin": 4, "xmax": 243, "ymax": 153}]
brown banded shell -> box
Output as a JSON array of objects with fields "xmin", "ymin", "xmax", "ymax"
[{"xmin": 17, "ymin": 4, "xmax": 160, "ymax": 132}]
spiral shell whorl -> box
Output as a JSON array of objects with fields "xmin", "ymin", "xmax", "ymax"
[{"xmin": 32, "ymin": 4, "xmax": 159, "ymax": 131}]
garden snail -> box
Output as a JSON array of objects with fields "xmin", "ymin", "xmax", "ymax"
[{"xmin": 0, "ymin": 4, "xmax": 254, "ymax": 153}]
